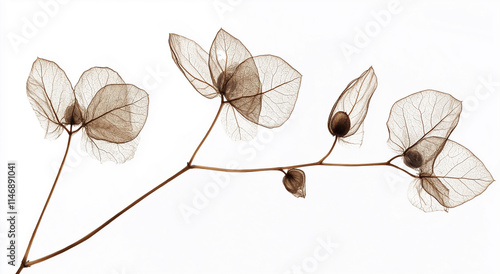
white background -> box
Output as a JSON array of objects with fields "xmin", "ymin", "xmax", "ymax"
[{"xmin": 1, "ymin": 0, "xmax": 499, "ymax": 273}]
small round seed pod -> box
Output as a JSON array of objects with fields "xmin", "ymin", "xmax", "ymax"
[
  {"xmin": 403, "ymin": 149, "xmax": 424, "ymax": 169},
  {"xmin": 282, "ymin": 168, "xmax": 306, "ymax": 198},
  {"xmin": 328, "ymin": 111, "xmax": 351, "ymax": 137}
]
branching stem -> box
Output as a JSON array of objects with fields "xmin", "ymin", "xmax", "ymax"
[
  {"xmin": 191, "ymin": 160, "xmax": 417, "ymax": 178},
  {"xmin": 188, "ymin": 96, "xmax": 224, "ymax": 166},
  {"xmin": 24, "ymin": 99, "xmax": 227, "ymax": 268},
  {"xmin": 17, "ymin": 128, "xmax": 73, "ymax": 274},
  {"xmin": 319, "ymin": 136, "xmax": 337, "ymax": 163},
  {"xmin": 22, "ymin": 102, "xmax": 416, "ymax": 270},
  {"xmin": 25, "ymin": 165, "xmax": 190, "ymax": 267}
]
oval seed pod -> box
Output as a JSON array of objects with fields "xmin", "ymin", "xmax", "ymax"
[
  {"xmin": 282, "ymin": 168, "xmax": 306, "ymax": 198},
  {"xmin": 327, "ymin": 67, "xmax": 377, "ymax": 144},
  {"xmin": 328, "ymin": 111, "xmax": 351, "ymax": 137},
  {"xmin": 403, "ymin": 149, "xmax": 423, "ymax": 169}
]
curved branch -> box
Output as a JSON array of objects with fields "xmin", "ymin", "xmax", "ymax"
[
  {"xmin": 25, "ymin": 165, "xmax": 191, "ymax": 268},
  {"xmin": 188, "ymin": 96, "xmax": 224, "ymax": 165},
  {"xmin": 319, "ymin": 136, "xmax": 338, "ymax": 163}
]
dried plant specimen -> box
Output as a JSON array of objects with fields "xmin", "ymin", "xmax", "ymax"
[
  {"xmin": 282, "ymin": 168, "xmax": 306, "ymax": 198},
  {"xmin": 27, "ymin": 58, "xmax": 149, "ymax": 163},
  {"xmin": 328, "ymin": 67, "xmax": 377, "ymax": 145},
  {"xmin": 169, "ymin": 29, "xmax": 302, "ymax": 140},
  {"xmin": 387, "ymin": 90, "xmax": 492, "ymax": 212},
  {"xmin": 18, "ymin": 29, "xmax": 496, "ymax": 274},
  {"xmin": 408, "ymin": 139, "xmax": 494, "ymax": 212},
  {"xmin": 20, "ymin": 57, "xmax": 150, "ymax": 274}
]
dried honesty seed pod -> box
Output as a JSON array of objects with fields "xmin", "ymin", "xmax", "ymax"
[
  {"xmin": 169, "ymin": 29, "xmax": 302, "ymax": 141},
  {"xmin": 387, "ymin": 91, "xmax": 493, "ymax": 212},
  {"xmin": 26, "ymin": 58, "xmax": 149, "ymax": 163},
  {"xmin": 408, "ymin": 139, "xmax": 494, "ymax": 212},
  {"xmin": 328, "ymin": 67, "xmax": 377, "ymax": 145},
  {"xmin": 282, "ymin": 168, "xmax": 306, "ymax": 198}
]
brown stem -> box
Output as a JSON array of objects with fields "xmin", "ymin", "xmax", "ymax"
[
  {"xmin": 192, "ymin": 159, "xmax": 418, "ymax": 178},
  {"xmin": 25, "ymin": 98, "xmax": 225, "ymax": 268},
  {"xmin": 21, "ymin": 100, "xmax": 415, "ymax": 270},
  {"xmin": 25, "ymin": 165, "xmax": 191, "ymax": 267},
  {"xmin": 25, "ymin": 158, "xmax": 415, "ymax": 268},
  {"xmin": 386, "ymin": 163, "xmax": 417, "ymax": 178},
  {"xmin": 387, "ymin": 154, "xmax": 402, "ymax": 164},
  {"xmin": 192, "ymin": 162, "xmax": 318, "ymax": 173},
  {"xmin": 319, "ymin": 136, "xmax": 337, "ymax": 163},
  {"xmin": 17, "ymin": 130, "xmax": 73, "ymax": 274},
  {"xmin": 188, "ymin": 97, "xmax": 224, "ymax": 166}
]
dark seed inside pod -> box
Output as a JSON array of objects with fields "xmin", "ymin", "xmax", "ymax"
[
  {"xmin": 63, "ymin": 103, "xmax": 83, "ymax": 125},
  {"xmin": 403, "ymin": 149, "xmax": 424, "ymax": 169},
  {"xmin": 282, "ymin": 168, "xmax": 306, "ymax": 198},
  {"xmin": 329, "ymin": 111, "xmax": 351, "ymax": 137},
  {"xmin": 216, "ymin": 73, "xmax": 226, "ymax": 93},
  {"xmin": 217, "ymin": 71, "xmax": 235, "ymax": 95}
]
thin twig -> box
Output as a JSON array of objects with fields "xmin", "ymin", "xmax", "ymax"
[
  {"xmin": 25, "ymin": 165, "xmax": 191, "ymax": 267},
  {"xmin": 23, "ymin": 103, "xmax": 417, "ymax": 270},
  {"xmin": 318, "ymin": 136, "xmax": 337, "ymax": 163},
  {"xmin": 188, "ymin": 96, "xmax": 224, "ymax": 166},
  {"xmin": 26, "ymin": 98, "xmax": 227, "ymax": 268},
  {"xmin": 17, "ymin": 129, "xmax": 73, "ymax": 274},
  {"xmin": 192, "ymin": 160, "xmax": 418, "ymax": 178}
]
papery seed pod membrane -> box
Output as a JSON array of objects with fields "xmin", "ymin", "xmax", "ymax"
[
  {"xmin": 403, "ymin": 149, "xmax": 424, "ymax": 169},
  {"xmin": 328, "ymin": 111, "xmax": 351, "ymax": 137},
  {"xmin": 63, "ymin": 103, "xmax": 83, "ymax": 125},
  {"xmin": 282, "ymin": 168, "xmax": 306, "ymax": 198},
  {"xmin": 386, "ymin": 90, "xmax": 461, "ymax": 154},
  {"xmin": 327, "ymin": 67, "xmax": 377, "ymax": 144},
  {"xmin": 216, "ymin": 65, "xmax": 240, "ymax": 93}
]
